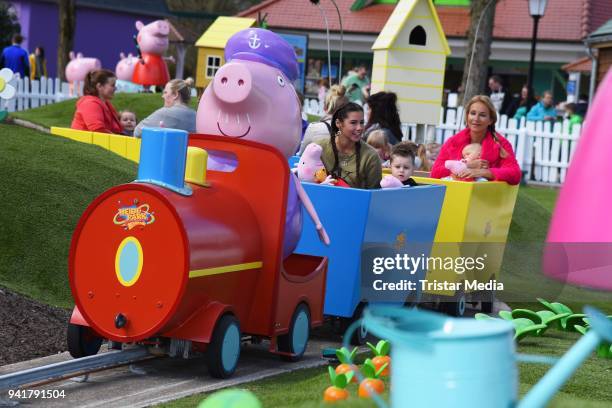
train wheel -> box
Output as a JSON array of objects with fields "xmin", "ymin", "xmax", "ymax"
[
  {"xmin": 206, "ymin": 315, "xmax": 241, "ymax": 379},
  {"xmin": 441, "ymin": 290, "xmax": 467, "ymax": 317},
  {"xmin": 67, "ymin": 323, "xmax": 103, "ymax": 358},
  {"xmin": 278, "ymin": 303, "xmax": 310, "ymax": 362},
  {"xmin": 343, "ymin": 303, "xmax": 369, "ymax": 346}
]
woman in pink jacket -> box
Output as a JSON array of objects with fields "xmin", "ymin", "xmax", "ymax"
[
  {"xmin": 431, "ymin": 95, "xmax": 521, "ymax": 185},
  {"xmin": 71, "ymin": 69, "xmax": 123, "ymax": 134}
]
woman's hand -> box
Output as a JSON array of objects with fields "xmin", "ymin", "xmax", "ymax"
[
  {"xmin": 466, "ymin": 159, "xmax": 489, "ymax": 169},
  {"xmin": 456, "ymin": 168, "xmax": 492, "ymax": 180}
]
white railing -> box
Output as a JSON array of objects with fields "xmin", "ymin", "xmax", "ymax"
[
  {"xmin": 2, "ymin": 76, "xmax": 83, "ymax": 112},
  {"xmin": 303, "ymin": 99, "xmax": 581, "ymax": 186}
]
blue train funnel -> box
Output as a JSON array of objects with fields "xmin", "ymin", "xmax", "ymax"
[{"xmin": 136, "ymin": 127, "xmax": 192, "ymax": 196}]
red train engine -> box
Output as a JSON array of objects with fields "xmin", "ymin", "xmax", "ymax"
[{"xmin": 68, "ymin": 129, "xmax": 327, "ymax": 378}]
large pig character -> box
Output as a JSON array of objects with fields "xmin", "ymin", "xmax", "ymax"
[
  {"xmin": 65, "ymin": 51, "xmax": 101, "ymax": 95},
  {"xmin": 196, "ymin": 28, "xmax": 329, "ymax": 257},
  {"xmin": 132, "ymin": 20, "xmax": 171, "ymax": 87},
  {"xmin": 115, "ymin": 52, "xmax": 143, "ymax": 93}
]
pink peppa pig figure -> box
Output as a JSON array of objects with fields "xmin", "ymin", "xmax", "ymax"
[
  {"xmin": 380, "ymin": 174, "xmax": 404, "ymax": 189},
  {"xmin": 132, "ymin": 20, "xmax": 172, "ymax": 88},
  {"xmin": 296, "ymin": 143, "xmax": 331, "ymax": 184},
  {"xmin": 65, "ymin": 51, "xmax": 101, "ymax": 95},
  {"xmin": 196, "ymin": 28, "xmax": 330, "ymax": 257},
  {"xmin": 115, "ymin": 52, "xmax": 143, "ymax": 93}
]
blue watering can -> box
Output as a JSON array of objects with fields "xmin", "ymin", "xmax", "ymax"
[{"xmin": 344, "ymin": 305, "xmax": 612, "ymax": 408}]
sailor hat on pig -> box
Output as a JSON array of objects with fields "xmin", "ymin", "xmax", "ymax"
[{"xmin": 225, "ymin": 28, "xmax": 299, "ymax": 82}]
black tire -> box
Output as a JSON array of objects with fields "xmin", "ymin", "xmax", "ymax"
[
  {"xmin": 441, "ymin": 290, "xmax": 467, "ymax": 317},
  {"xmin": 206, "ymin": 314, "xmax": 241, "ymax": 379},
  {"xmin": 278, "ymin": 303, "xmax": 311, "ymax": 362},
  {"xmin": 342, "ymin": 303, "xmax": 370, "ymax": 346},
  {"xmin": 67, "ymin": 323, "xmax": 103, "ymax": 358}
]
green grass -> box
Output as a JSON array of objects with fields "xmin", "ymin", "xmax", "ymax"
[
  {"xmin": 158, "ymin": 332, "xmax": 611, "ymax": 408},
  {"xmin": 10, "ymin": 93, "xmax": 199, "ymax": 129},
  {"xmin": 0, "ymin": 124, "xmax": 136, "ymax": 308}
]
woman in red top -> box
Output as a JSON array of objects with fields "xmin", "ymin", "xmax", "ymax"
[
  {"xmin": 71, "ymin": 69, "xmax": 123, "ymax": 134},
  {"xmin": 431, "ymin": 95, "xmax": 521, "ymax": 185}
]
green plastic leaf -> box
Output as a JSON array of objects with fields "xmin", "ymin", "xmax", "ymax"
[
  {"xmin": 537, "ymin": 298, "xmax": 555, "ymax": 312},
  {"xmin": 550, "ymin": 302, "xmax": 573, "ymax": 315},
  {"xmin": 562, "ymin": 314, "xmax": 587, "ymax": 331},
  {"xmin": 343, "ymin": 371, "xmax": 354, "ymax": 386},
  {"xmin": 375, "ymin": 362, "xmax": 389, "ymax": 378},
  {"xmin": 537, "ymin": 311, "xmax": 570, "ymax": 330},
  {"xmin": 378, "ymin": 340, "xmax": 390, "ymax": 357},
  {"xmin": 596, "ymin": 343, "xmax": 612, "ymax": 359},
  {"xmin": 574, "ymin": 325, "xmax": 588, "ymax": 335},
  {"xmin": 366, "ymin": 342, "xmax": 377, "ymax": 355},
  {"xmin": 335, "ymin": 372, "xmax": 348, "ymax": 389},
  {"xmin": 499, "ymin": 310, "xmax": 513, "ymax": 320},
  {"xmin": 515, "ymin": 323, "xmax": 548, "ymax": 342},
  {"xmin": 335, "ymin": 347, "xmax": 357, "ymax": 364},
  {"xmin": 512, "ymin": 309, "xmax": 541, "ymax": 323},
  {"xmin": 362, "ymin": 359, "xmax": 376, "ymax": 379},
  {"xmin": 328, "ymin": 366, "xmax": 337, "ymax": 384},
  {"xmin": 475, "ymin": 313, "xmax": 493, "ymax": 320}
]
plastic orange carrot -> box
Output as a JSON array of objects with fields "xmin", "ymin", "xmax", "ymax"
[
  {"xmin": 367, "ymin": 340, "xmax": 391, "ymax": 376},
  {"xmin": 335, "ymin": 346, "xmax": 358, "ymax": 382},
  {"xmin": 324, "ymin": 366, "xmax": 353, "ymax": 403},
  {"xmin": 358, "ymin": 358, "xmax": 387, "ymax": 398}
]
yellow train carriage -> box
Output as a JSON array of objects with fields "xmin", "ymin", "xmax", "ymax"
[{"xmin": 412, "ymin": 177, "xmax": 519, "ymax": 315}]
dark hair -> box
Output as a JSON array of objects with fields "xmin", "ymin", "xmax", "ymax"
[
  {"xmin": 520, "ymin": 84, "xmax": 536, "ymax": 109},
  {"xmin": 330, "ymin": 102, "xmax": 364, "ymax": 187},
  {"xmin": 365, "ymin": 92, "xmax": 403, "ymax": 144},
  {"xmin": 489, "ymin": 75, "xmax": 503, "ymax": 85},
  {"xmin": 83, "ymin": 69, "xmax": 116, "ymax": 96},
  {"xmin": 35, "ymin": 46, "xmax": 45, "ymax": 59},
  {"xmin": 390, "ymin": 142, "xmax": 416, "ymax": 165},
  {"xmin": 12, "ymin": 34, "xmax": 23, "ymax": 44},
  {"xmin": 565, "ymin": 102, "xmax": 576, "ymax": 113}
]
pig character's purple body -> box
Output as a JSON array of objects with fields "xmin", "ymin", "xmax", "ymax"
[{"xmin": 196, "ymin": 28, "xmax": 303, "ymax": 257}]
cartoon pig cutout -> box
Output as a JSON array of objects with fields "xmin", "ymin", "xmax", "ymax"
[
  {"xmin": 65, "ymin": 51, "xmax": 101, "ymax": 83},
  {"xmin": 196, "ymin": 28, "xmax": 329, "ymax": 257},
  {"xmin": 132, "ymin": 20, "xmax": 170, "ymax": 87},
  {"xmin": 297, "ymin": 143, "xmax": 328, "ymax": 183},
  {"xmin": 115, "ymin": 52, "xmax": 138, "ymax": 81}
]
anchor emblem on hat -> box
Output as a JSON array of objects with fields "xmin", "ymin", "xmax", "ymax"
[{"xmin": 248, "ymin": 33, "xmax": 261, "ymax": 49}]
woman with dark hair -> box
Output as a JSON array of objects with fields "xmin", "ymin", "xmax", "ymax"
[
  {"xmin": 363, "ymin": 91, "xmax": 403, "ymax": 145},
  {"xmin": 316, "ymin": 102, "xmax": 382, "ymax": 189},
  {"xmin": 29, "ymin": 46, "xmax": 47, "ymax": 80},
  {"xmin": 431, "ymin": 95, "xmax": 521, "ymax": 185},
  {"xmin": 71, "ymin": 69, "xmax": 122, "ymax": 134},
  {"xmin": 509, "ymin": 84, "xmax": 536, "ymax": 120}
]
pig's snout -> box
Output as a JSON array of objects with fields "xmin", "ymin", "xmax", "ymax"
[{"xmin": 213, "ymin": 64, "xmax": 252, "ymax": 104}]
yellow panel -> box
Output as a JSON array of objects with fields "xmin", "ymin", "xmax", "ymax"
[
  {"xmin": 109, "ymin": 134, "xmax": 128, "ymax": 157},
  {"xmin": 125, "ymin": 137, "xmax": 141, "ymax": 163},
  {"xmin": 196, "ymin": 48, "xmax": 206, "ymax": 88},
  {"xmin": 50, "ymin": 126, "xmax": 93, "ymax": 144},
  {"xmin": 412, "ymin": 177, "xmax": 518, "ymax": 294},
  {"xmin": 195, "ymin": 17, "xmax": 256, "ymax": 48},
  {"xmin": 92, "ymin": 132, "xmax": 110, "ymax": 150}
]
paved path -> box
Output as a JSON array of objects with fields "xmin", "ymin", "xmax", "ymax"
[{"xmin": 0, "ymin": 301, "xmax": 509, "ymax": 407}]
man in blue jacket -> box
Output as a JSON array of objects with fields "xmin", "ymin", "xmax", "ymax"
[
  {"xmin": 526, "ymin": 91, "xmax": 557, "ymax": 122},
  {"xmin": 0, "ymin": 34, "xmax": 30, "ymax": 78}
]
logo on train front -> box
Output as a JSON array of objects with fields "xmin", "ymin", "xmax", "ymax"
[{"xmin": 113, "ymin": 201, "xmax": 155, "ymax": 230}]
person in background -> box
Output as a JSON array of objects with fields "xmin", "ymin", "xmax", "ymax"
[
  {"xmin": 0, "ymin": 34, "xmax": 30, "ymax": 78},
  {"xmin": 564, "ymin": 102, "xmax": 583, "ymax": 133},
  {"xmin": 363, "ymin": 91, "xmax": 403, "ymax": 145},
  {"xmin": 487, "ymin": 75, "xmax": 512, "ymax": 116},
  {"xmin": 317, "ymin": 78, "xmax": 328, "ymax": 107},
  {"xmin": 341, "ymin": 65, "xmax": 370, "ymax": 105},
  {"xmin": 29, "ymin": 46, "xmax": 47, "ymax": 80},
  {"xmin": 119, "ymin": 110, "xmax": 137, "ymax": 136},
  {"xmin": 366, "ymin": 129, "xmax": 391, "ymax": 165},
  {"xmin": 134, "ymin": 78, "xmax": 196, "ymax": 138},
  {"xmin": 71, "ymin": 69, "xmax": 122, "ymax": 134},
  {"xmin": 431, "ymin": 95, "xmax": 521, "ymax": 185},
  {"xmin": 510, "ymin": 84, "xmax": 536, "ymax": 121},
  {"xmin": 526, "ymin": 91, "xmax": 557, "ymax": 122},
  {"xmin": 298, "ymin": 85, "xmax": 348, "ymax": 155},
  {"xmin": 316, "ymin": 102, "xmax": 382, "ymax": 189},
  {"xmin": 296, "ymin": 91, "xmax": 309, "ymax": 141}
]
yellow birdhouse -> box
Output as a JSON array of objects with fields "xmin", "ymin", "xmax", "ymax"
[
  {"xmin": 195, "ymin": 17, "xmax": 256, "ymax": 89},
  {"xmin": 371, "ymin": 0, "xmax": 450, "ymax": 125}
]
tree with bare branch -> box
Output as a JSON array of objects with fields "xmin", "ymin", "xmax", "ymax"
[
  {"xmin": 57, "ymin": 0, "xmax": 76, "ymax": 81},
  {"xmin": 459, "ymin": 0, "xmax": 497, "ymax": 106}
]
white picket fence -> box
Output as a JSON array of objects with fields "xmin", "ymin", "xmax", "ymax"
[
  {"xmin": 304, "ymin": 98, "xmax": 581, "ymax": 185},
  {"xmin": 1, "ymin": 75, "xmax": 83, "ymax": 113}
]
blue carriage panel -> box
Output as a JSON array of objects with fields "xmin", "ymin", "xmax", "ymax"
[{"xmin": 295, "ymin": 183, "xmax": 446, "ymax": 318}]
